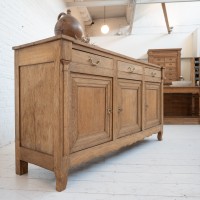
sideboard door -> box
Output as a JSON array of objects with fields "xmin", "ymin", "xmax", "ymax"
[
  {"xmin": 117, "ymin": 79, "xmax": 142, "ymax": 138},
  {"xmin": 66, "ymin": 73, "xmax": 113, "ymax": 153},
  {"xmin": 144, "ymin": 82, "xmax": 161, "ymax": 129}
]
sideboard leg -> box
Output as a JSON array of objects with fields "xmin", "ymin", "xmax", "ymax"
[
  {"xmin": 55, "ymin": 169, "xmax": 68, "ymax": 192},
  {"xmin": 16, "ymin": 160, "xmax": 28, "ymax": 175},
  {"xmin": 157, "ymin": 131, "xmax": 163, "ymax": 141}
]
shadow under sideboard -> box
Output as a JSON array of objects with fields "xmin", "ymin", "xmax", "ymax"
[{"xmin": 164, "ymin": 86, "xmax": 200, "ymax": 124}]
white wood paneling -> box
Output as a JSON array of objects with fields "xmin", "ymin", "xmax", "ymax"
[{"xmin": 0, "ymin": 0, "xmax": 66, "ymax": 147}]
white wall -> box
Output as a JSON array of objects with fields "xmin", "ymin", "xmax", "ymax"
[
  {"xmin": 181, "ymin": 59, "xmax": 191, "ymax": 81},
  {"xmin": 70, "ymin": 7, "xmax": 86, "ymax": 34},
  {"xmin": 0, "ymin": 0, "xmax": 66, "ymax": 147},
  {"xmin": 192, "ymin": 28, "xmax": 200, "ymax": 57},
  {"xmin": 88, "ymin": 2, "xmax": 200, "ymax": 80},
  {"xmin": 91, "ymin": 33, "xmax": 193, "ymax": 59},
  {"xmin": 91, "ymin": 34, "xmax": 193, "ymax": 81}
]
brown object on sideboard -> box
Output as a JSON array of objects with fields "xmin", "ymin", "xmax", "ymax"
[
  {"xmin": 54, "ymin": 9, "xmax": 83, "ymax": 39},
  {"xmin": 13, "ymin": 35, "xmax": 164, "ymax": 192},
  {"xmin": 164, "ymin": 86, "xmax": 200, "ymax": 124},
  {"xmin": 147, "ymin": 48, "xmax": 181, "ymax": 85}
]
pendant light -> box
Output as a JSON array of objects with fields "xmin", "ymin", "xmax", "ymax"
[{"xmin": 101, "ymin": 6, "xmax": 109, "ymax": 34}]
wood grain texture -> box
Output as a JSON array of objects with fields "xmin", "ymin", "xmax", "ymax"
[
  {"xmin": 69, "ymin": 125, "xmax": 162, "ymax": 168},
  {"xmin": 68, "ymin": 73, "xmax": 112, "ymax": 153},
  {"xmin": 15, "ymin": 49, "xmax": 28, "ymax": 175},
  {"xmin": 118, "ymin": 61, "xmax": 143, "ymax": 75},
  {"xmin": 20, "ymin": 62, "xmax": 56, "ymax": 155},
  {"xmin": 14, "ymin": 35, "xmax": 163, "ymax": 191},
  {"xmin": 147, "ymin": 48, "xmax": 181, "ymax": 85},
  {"xmin": 72, "ymin": 49, "xmax": 113, "ymax": 70},
  {"xmin": 145, "ymin": 83, "xmax": 161, "ymax": 129},
  {"xmin": 17, "ymin": 41, "xmax": 58, "ymax": 66},
  {"xmin": 117, "ymin": 79, "xmax": 142, "ymax": 138},
  {"xmin": 20, "ymin": 147, "xmax": 54, "ymax": 171}
]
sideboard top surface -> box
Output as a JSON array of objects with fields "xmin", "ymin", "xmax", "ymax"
[{"xmin": 13, "ymin": 35, "xmax": 162, "ymax": 70}]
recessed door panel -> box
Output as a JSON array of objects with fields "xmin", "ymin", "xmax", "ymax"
[
  {"xmin": 117, "ymin": 79, "xmax": 142, "ymax": 138},
  {"xmin": 145, "ymin": 82, "xmax": 161, "ymax": 129},
  {"xmin": 66, "ymin": 73, "xmax": 112, "ymax": 153}
]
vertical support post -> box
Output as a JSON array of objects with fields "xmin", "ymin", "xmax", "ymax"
[
  {"xmin": 158, "ymin": 66, "xmax": 164, "ymax": 141},
  {"xmin": 113, "ymin": 60, "xmax": 118, "ymax": 140},
  {"xmin": 141, "ymin": 71, "xmax": 145, "ymax": 131},
  {"xmin": 127, "ymin": 0, "xmax": 136, "ymax": 34},
  {"xmin": 54, "ymin": 41, "xmax": 69, "ymax": 192},
  {"xmin": 15, "ymin": 50, "xmax": 28, "ymax": 175}
]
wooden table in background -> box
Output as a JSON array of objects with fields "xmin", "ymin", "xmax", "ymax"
[{"xmin": 164, "ymin": 86, "xmax": 200, "ymax": 124}]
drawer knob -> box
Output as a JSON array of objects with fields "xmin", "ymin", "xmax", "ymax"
[
  {"xmin": 88, "ymin": 57, "xmax": 100, "ymax": 66},
  {"xmin": 128, "ymin": 66, "xmax": 135, "ymax": 73},
  {"xmin": 118, "ymin": 108, "xmax": 123, "ymax": 113},
  {"xmin": 107, "ymin": 108, "xmax": 112, "ymax": 114},
  {"xmin": 151, "ymin": 72, "xmax": 156, "ymax": 77}
]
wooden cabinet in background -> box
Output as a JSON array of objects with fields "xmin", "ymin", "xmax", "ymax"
[
  {"xmin": 13, "ymin": 35, "xmax": 164, "ymax": 191},
  {"xmin": 164, "ymin": 86, "xmax": 200, "ymax": 124},
  {"xmin": 147, "ymin": 48, "xmax": 182, "ymax": 85}
]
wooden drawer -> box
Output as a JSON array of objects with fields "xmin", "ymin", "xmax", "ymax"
[
  {"xmin": 165, "ymin": 57, "xmax": 176, "ymax": 62},
  {"xmin": 165, "ymin": 74, "xmax": 177, "ymax": 80},
  {"xmin": 165, "ymin": 67, "xmax": 176, "ymax": 73},
  {"xmin": 72, "ymin": 49, "xmax": 113, "ymax": 70},
  {"xmin": 118, "ymin": 61, "xmax": 143, "ymax": 75},
  {"xmin": 148, "ymin": 57, "xmax": 154, "ymax": 63},
  {"xmin": 165, "ymin": 72, "xmax": 177, "ymax": 77},
  {"xmin": 165, "ymin": 62, "xmax": 176, "ymax": 68},
  {"xmin": 152, "ymin": 57, "xmax": 165, "ymax": 63},
  {"xmin": 165, "ymin": 73, "xmax": 177, "ymax": 79},
  {"xmin": 155, "ymin": 62, "xmax": 164, "ymax": 68},
  {"xmin": 144, "ymin": 68, "xmax": 161, "ymax": 78}
]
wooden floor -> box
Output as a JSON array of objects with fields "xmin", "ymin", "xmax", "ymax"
[{"xmin": 0, "ymin": 125, "xmax": 200, "ymax": 200}]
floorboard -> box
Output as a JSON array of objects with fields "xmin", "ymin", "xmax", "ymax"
[{"xmin": 0, "ymin": 125, "xmax": 200, "ymax": 199}]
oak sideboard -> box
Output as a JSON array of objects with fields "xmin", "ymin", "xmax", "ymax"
[{"xmin": 13, "ymin": 35, "xmax": 164, "ymax": 191}]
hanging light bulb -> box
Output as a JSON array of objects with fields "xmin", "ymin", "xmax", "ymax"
[
  {"xmin": 101, "ymin": 24, "xmax": 109, "ymax": 34},
  {"xmin": 101, "ymin": 6, "xmax": 109, "ymax": 34}
]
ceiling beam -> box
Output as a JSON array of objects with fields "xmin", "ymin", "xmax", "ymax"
[
  {"xmin": 161, "ymin": 3, "xmax": 171, "ymax": 34},
  {"xmin": 65, "ymin": 0, "xmax": 130, "ymax": 7},
  {"xmin": 65, "ymin": 0, "xmax": 200, "ymax": 7},
  {"xmin": 127, "ymin": 1, "xmax": 136, "ymax": 34},
  {"xmin": 137, "ymin": 0, "xmax": 199, "ymax": 3}
]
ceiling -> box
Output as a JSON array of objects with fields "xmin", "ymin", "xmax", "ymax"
[
  {"xmin": 87, "ymin": 6, "xmax": 126, "ymax": 19},
  {"xmin": 64, "ymin": 0, "xmax": 200, "ymax": 36}
]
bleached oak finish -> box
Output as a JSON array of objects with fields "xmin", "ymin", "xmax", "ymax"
[
  {"xmin": 13, "ymin": 35, "xmax": 163, "ymax": 191},
  {"xmin": 147, "ymin": 48, "xmax": 181, "ymax": 85}
]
